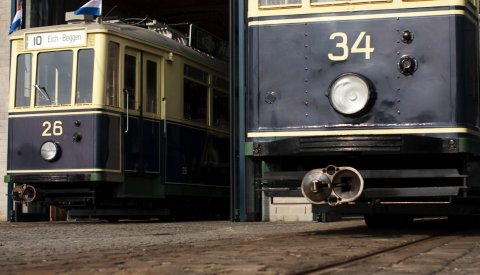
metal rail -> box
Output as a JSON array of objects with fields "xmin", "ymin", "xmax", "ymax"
[{"xmin": 291, "ymin": 232, "xmax": 459, "ymax": 275}]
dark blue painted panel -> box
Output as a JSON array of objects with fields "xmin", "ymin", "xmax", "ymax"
[
  {"xmin": 166, "ymin": 122, "xmax": 229, "ymax": 186},
  {"xmin": 248, "ymin": 15, "xmax": 479, "ymax": 131},
  {"xmin": 8, "ymin": 113, "xmax": 121, "ymax": 171},
  {"xmin": 123, "ymin": 117, "xmax": 161, "ymax": 173}
]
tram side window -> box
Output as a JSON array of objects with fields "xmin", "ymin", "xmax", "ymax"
[
  {"xmin": 184, "ymin": 64, "xmax": 208, "ymax": 124},
  {"xmin": 106, "ymin": 42, "xmax": 119, "ymax": 107},
  {"xmin": 76, "ymin": 49, "xmax": 94, "ymax": 104},
  {"xmin": 146, "ymin": 60, "xmax": 158, "ymax": 114},
  {"xmin": 124, "ymin": 54, "xmax": 137, "ymax": 110},
  {"xmin": 36, "ymin": 51, "xmax": 73, "ymax": 106},
  {"xmin": 259, "ymin": 0, "xmax": 301, "ymax": 6},
  {"xmin": 15, "ymin": 54, "xmax": 32, "ymax": 107},
  {"xmin": 310, "ymin": 0, "xmax": 338, "ymax": 2},
  {"xmin": 213, "ymin": 77, "xmax": 229, "ymax": 129}
]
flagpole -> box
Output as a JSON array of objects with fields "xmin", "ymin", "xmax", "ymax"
[
  {"xmin": 7, "ymin": 0, "xmax": 16, "ymax": 221},
  {"xmin": 18, "ymin": 1, "xmax": 22, "ymax": 30},
  {"xmin": 10, "ymin": 0, "xmax": 16, "ymax": 22}
]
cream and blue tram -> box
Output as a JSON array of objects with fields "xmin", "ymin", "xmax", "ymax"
[
  {"xmin": 246, "ymin": 0, "xmax": 480, "ymax": 225},
  {"xmin": 7, "ymin": 20, "xmax": 229, "ymax": 220}
]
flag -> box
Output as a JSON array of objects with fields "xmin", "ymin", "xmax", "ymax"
[
  {"xmin": 9, "ymin": 1, "xmax": 22, "ymax": 34},
  {"xmin": 74, "ymin": 0, "xmax": 102, "ymax": 16}
]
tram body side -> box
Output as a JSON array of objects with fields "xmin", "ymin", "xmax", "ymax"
[
  {"xmin": 6, "ymin": 22, "xmax": 230, "ymax": 221},
  {"xmin": 246, "ymin": 0, "xmax": 480, "ymax": 221}
]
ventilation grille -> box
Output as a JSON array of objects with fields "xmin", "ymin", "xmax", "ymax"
[
  {"xmin": 87, "ymin": 35, "xmax": 95, "ymax": 47},
  {"xmin": 16, "ymin": 40, "xmax": 24, "ymax": 51}
]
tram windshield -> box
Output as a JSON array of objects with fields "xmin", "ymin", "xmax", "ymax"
[
  {"xmin": 14, "ymin": 49, "xmax": 94, "ymax": 108},
  {"xmin": 76, "ymin": 49, "xmax": 94, "ymax": 104},
  {"xmin": 36, "ymin": 51, "xmax": 73, "ymax": 106},
  {"xmin": 15, "ymin": 54, "xmax": 32, "ymax": 107}
]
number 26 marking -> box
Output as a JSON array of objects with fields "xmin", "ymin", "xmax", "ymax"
[
  {"xmin": 328, "ymin": 32, "xmax": 374, "ymax": 61},
  {"xmin": 42, "ymin": 121, "xmax": 63, "ymax": 136}
]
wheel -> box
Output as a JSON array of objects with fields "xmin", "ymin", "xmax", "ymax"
[
  {"xmin": 105, "ymin": 217, "xmax": 120, "ymax": 223},
  {"xmin": 448, "ymin": 215, "xmax": 480, "ymax": 228},
  {"xmin": 364, "ymin": 214, "xmax": 413, "ymax": 228}
]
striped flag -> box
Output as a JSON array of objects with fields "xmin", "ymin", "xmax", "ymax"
[
  {"xmin": 74, "ymin": 0, "xmax": 102, "ymax": 17},
  {"xmin": 9, "ymin": 1, "xmax": 22, "ymax": 34}
]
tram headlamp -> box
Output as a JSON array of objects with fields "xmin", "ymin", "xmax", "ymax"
[
  {"xmin": 40, "ymin": 141, "xmax": 60, "ymax": 162},
  {"xmin": 328, "ymin": 74, "xmax": 372, "ymax": 115}
]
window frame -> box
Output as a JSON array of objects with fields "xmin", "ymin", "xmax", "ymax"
[
  {"xmin": 123, "ymin": 48, "xmax": 141, "ymax": 112},
  {"xmin": 105, "ymin": 41, "xmax": 120, "ymax": 108},
  {"xmin": 258, "ymin": 0, "xmax": 302, "ymax": 9},
  {"xmin": 183, "ymin": 63, "xmax": 210, "ymax": 125},
  {"xmin": 14, "ymin": 53, "xmax": 33, "ymax": 108},
  {"xmin": 212, "ymin": 76, "xmax": 230, "ymax": 130},
  {"xmin": 75, "ymin": 48, "xmax": 95, "ymax": 104},
  {"xmin": 34, "ymin": 50, "xmax": 74, "ymax": 107},
  {"xmin": 143, "ymin": 53, "xmax": 162, "ymax": 116}
]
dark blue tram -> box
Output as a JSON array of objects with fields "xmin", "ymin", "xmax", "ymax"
[
  {"xmin": 7, "ymin": 18, "xmax": 229, "ymax": 221},
  {"xmin": 246, "ymin": 0, "xmax": 480, "ymax": 225}
]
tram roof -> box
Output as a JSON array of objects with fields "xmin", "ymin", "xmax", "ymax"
[{"xmin": 10, "ymin": 21, "xmax": 228, "ymax": 74}]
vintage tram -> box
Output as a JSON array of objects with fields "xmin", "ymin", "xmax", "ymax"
[
  {"xmin": 7, "ymin": 17, "xmax": 229, "ymax": 221},
  {"xmin": 246, "ymin": 0, "xmax": 480, "ymax": 226}
]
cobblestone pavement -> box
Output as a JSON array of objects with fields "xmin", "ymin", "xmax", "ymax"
[{"xmin": 0, "ymin": 218, "xmax": 479, "ymax": 274}]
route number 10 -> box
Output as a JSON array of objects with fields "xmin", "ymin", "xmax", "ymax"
[
  {"xmin": 328, "ymin": 32, "xmax": 374, "ymax": 61},
  {"xmin": 33, "ymin": 36, "xmax": 42, "ymax": 46}
]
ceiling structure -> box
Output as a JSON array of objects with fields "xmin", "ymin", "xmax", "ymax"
[
  {"xmin": 24, "ymin": 1, "xmax": 230, "ymax": 51},
  {"xmin": 78, "ymin": 0, "xmax": 229, "ymax": 40}
]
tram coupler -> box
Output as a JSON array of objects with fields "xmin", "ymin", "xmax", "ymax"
[
  {"xmin": 301, "ymin": 166, "xmax": 364, "ymax": 205},
  {"xmin": 11, "ymin": 184, "xmax": 38, "ymax": 203}
]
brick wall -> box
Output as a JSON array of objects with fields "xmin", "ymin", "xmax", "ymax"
[{"xmin": 0, "ymin": 0, "xmax": 12, "ymax": 221}]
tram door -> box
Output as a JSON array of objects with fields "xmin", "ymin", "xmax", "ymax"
[{"xmin": 122, "ymin": 49, "xmax": 161, "ymax": 174}]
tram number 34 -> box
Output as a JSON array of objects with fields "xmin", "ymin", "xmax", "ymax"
[
  {"xmin": 328, "ymin": 32, "xmax": 374, "ymax": 61},
  {"xmin": 42, "ymin": 121, "xmax": 63, "ymax": 136}
]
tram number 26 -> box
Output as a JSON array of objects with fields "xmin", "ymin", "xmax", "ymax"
[
  {"xmin": 328, "ymin": 32, "xmax": 374, "ymax": 61},
  {"xmin": 42, "ymin": 121, "xmax": 63, "ymax": 136}
]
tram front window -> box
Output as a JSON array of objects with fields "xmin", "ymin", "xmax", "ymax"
[
  {"xmin": 15, "ymin": 54, "xmax": 32, "ymax": 107},
  {"xmin": 76, "ymin": 49, "xmax": 94, "ymax": 104},
  {"xmin": 36, "ymin": 51, "xmax": 73, "ymax": 106}
]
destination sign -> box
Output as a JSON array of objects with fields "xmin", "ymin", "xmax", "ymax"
[{"xmin": 25, "ymin": 29, "xmax": 87, "ymax": 50}]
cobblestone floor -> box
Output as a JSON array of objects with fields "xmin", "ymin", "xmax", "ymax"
[{"xmin": 0, "ymin": 218, "xmax": 479, "ymax": 274}]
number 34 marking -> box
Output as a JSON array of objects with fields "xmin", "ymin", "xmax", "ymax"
[
  {"xmin": 42, "ymin": 121, "xmax": 63, "ymax": 136},
  {"xmin": 328, "ymin": 32, "xmax": 374, "ymax": 61}
]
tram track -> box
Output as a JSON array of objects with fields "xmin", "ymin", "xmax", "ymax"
[
  {"xmin": 292, "ymin": 232, "xmax": 461, "ymax": 275},
  {"xmin": 3, "ymin": 220, "xmax": 478, "ymax": 274}
]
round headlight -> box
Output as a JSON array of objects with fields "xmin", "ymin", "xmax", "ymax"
[
  {"xmin": 40, "ymin": 141, "xmax": 60, "ymax": 162},
  {"xmin": 328, "ymin": 74, "xmax": 372, "ymax": 115}
]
